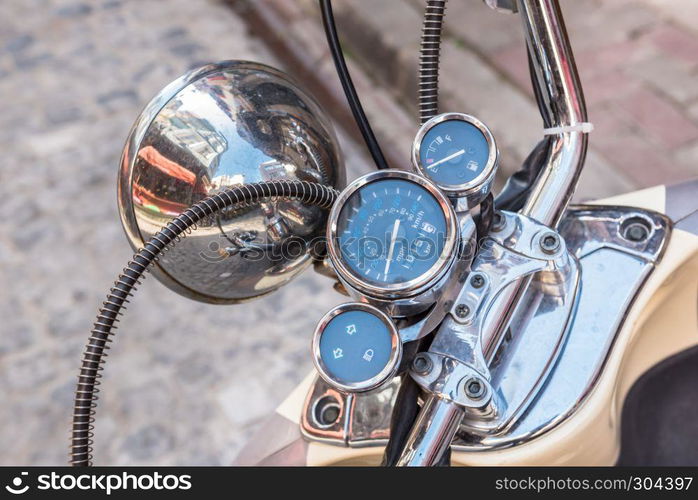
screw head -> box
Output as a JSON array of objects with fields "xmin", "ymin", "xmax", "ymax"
[
  {"xmin": 539, "ymin": 231, "xmax": 561, "ymax": 254},
  {"xmin": 464, "ymin": 377, "xmax": 486, "ymax": 400},
  {"xmin": 623, "ymin": 222, "xmax": 650, "ymax": 242},
  {"xmin": 412, "ymin": 354, "xmax": 432, "ymax": 375},
  {"xmin": 470, "ymin": 274, "xmax": 485, "ymax": 289},
  {"xmin": 455, "ymin": 304, "xmax": 470, "ymax": 318}
]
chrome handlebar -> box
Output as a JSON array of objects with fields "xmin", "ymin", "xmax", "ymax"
[
  {"xmin": 396, "ymin": 0, "xmax": 588, "ymax": 466},
  {"xmin": 518, "ymin": 0, "xmax": 588, "ymax": 227}
]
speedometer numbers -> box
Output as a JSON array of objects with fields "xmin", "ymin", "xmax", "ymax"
[{"xmin": 327, "ymin": 170, "xmax": 457, "ymax": 300}]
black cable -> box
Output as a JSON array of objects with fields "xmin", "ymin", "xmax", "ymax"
[
  {"xmin": 494, "ymin": 50, "xmax": 552, "ymax": 211},
  {"xmin": 382, "ymin": 375, "xmax": 422, "ymax": 466},
  {"xmin": 382, "ymin": 376, "xmax": 452, "ymax": 467},
  {"xmin": 70, "ymin": 181, "xmax": 339, "ymax": 466},
  {"xmin": 475, "ymin": 192, "xmax": 494, "ymax": 240},
  {"xmin": 526, "ymin": 48, "xmax": 551, "ymax": 128},
  {"xmin": 319, "ymin": 0, "xmax": 390, "ymax": 170},
  {"xmin": 382, "ymin": 336, "xmax": 454, "ymax": 466},
  {"xmin": 419, "ymin": 0, "xmax": 447, "ymax": 124}
]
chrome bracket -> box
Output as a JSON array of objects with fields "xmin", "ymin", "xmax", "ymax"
[
  {"xmin": 397, "ymin": 213, "xmax": 477, "ymax": 341},
  {"xmin": 410, "ymin": 352, "xmax": 499, "ymax": 418},
  {"xmin": 422, "ymin": 211, "xmax": 578, "ymax": 434},
  {"xmin": 300, "ymin": 375, "xmax": 401, "ymax": 447}
]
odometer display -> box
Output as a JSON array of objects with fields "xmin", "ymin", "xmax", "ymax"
[{"xmin": 334, "ymin": 177, "xmax": 449, "ymax": 289}]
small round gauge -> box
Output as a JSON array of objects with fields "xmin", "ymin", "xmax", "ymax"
[
  {"xmin": 327, "ymin": 170, "xmax": 457, "ymax": 298},
  {"xmin": 312, "ymin": 303, "xmax": 401, "ymax": 392},
  {"xmin": 412, "ymin": 113, "xmax": 497, "ymax": 198}
]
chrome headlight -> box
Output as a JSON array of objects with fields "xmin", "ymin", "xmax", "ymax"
[{"xmin": 117, "ymin": 61, "xmax": 345, "ymax": 303}]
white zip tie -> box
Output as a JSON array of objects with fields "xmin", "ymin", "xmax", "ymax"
[{"xmin": 543, "ymin": 122, "xmax": 594, "ymax": 135}]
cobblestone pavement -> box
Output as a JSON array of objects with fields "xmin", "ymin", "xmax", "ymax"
[
  {"xmin": 3, "ymin": 0, "xmax": 698, "ymax": 467},
  {"xmin": 0, "ymin": 0, "xmax": 371, "ymax": 465}
]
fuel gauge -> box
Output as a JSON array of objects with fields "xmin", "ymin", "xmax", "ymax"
[{"xmin": 412, "ymin": 113, "xmax": 498, "ymax": 205}]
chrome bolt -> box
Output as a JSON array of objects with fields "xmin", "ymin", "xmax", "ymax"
[
  {"xmin": 623, "ymin": 221, "xmax": 650, "ymax": 242},
  {"xmin": 412, "ymin": 354, "xmax": 432, "ymax": 375},
  {"xmin": 539, "ymin": 231, "xmax": 561, "ymax": 254},
  {"xmin": 455, "ymin": 304, "xmax": 470, "ymax": 318},
  {"xmin": 470, "ymin": 274, "xmax": 485, "ymax": 289},
  {"xmin": 491, "ymin": 211, "xmax": 506, "ymax": 232},
  {"xmin": 464, "ymin": 377, "xmax": 486, "ymax": 400}
]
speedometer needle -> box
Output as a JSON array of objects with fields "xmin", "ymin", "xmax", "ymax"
[
  {"xmin": 427, "ymin": 148, "xmax": 466, "ymax": 170},
  {"xmin": 384, "ymin": 218, "xmax": 401, "ymax": 276}
]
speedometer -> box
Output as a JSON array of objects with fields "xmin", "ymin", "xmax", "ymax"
[{"xmin": 327, "ymin": 170, "xmax": 457, "ymax": 299}]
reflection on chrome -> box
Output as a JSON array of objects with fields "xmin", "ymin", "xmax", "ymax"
[{"xmin": 118, "ymin": 61, "xmax": 345, "ymax": 303}]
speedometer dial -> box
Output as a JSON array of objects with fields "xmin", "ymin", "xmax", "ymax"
[
  {"xmin": 328, "ymin": 170, "xmax": 456, "ymax": 298},
  {"xmin": 336, "ymin": 179, "xmax": 445, "ymax": 286}
]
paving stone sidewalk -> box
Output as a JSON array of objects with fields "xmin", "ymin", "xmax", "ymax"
[{"xmin": 0, "ymin": 0, "xmax": 371, "ymax": 465}]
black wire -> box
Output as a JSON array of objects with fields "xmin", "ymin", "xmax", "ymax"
[
  {"xmin": 475, "ymin": 192, "xmax": 494, "ymax": 239},
  {"xmin": 319, "ymin": 0, "xmax": 390, "ymax": 170},
  {"xmin": 382, "ymin": 375, "xmax": 422, "ymax": 466},
  {"xmin": 526, "ymin": 48, "xmax": 552, "ymax": 128},
  {"xmin": 382, "ymin": 375, "xmax": 451, "ymax": 467},
  {"xmin": 493, "ymin": 50, "xmax": 552, "ymax": 211},
  {"xmin": 70, "ymin": 181, "xmax": 339, "ymax": 466},
  {"xmin": 383, "ymin": 0, "xmax": 453, "ymax": 466}
]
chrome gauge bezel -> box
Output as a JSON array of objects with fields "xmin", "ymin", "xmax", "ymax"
[
  {"xmin": 412, "ymin": 113, "xmax": 498, "ymax": 199},
  {"xmin": 312, "ymin": 302, "xmax": 402, "ymax": 393},
  {"xmin": 327, "ymin": 170, "xmax": 458, "ymax": 300}
]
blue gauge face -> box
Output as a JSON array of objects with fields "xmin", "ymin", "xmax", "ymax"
[
  {"xmin": 419, "ymin": 119, "xmax": 491, "ymax": 187},
  {"xmin": 319, "ymin": 309, "xmax": 394, "ymax": 385},
  {"xmin": 335, "ymin": 178, "xmax": 448, "ymax": 288}
]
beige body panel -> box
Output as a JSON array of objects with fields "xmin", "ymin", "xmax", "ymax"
[{"xmin": 236, "ymin": 184, "xmax": 698, "ymax": 466}]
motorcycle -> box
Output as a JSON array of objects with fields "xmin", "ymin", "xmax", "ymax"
[{"xmin": 70, "ymin": 0, "xmax": 698, "ymax": 466}]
